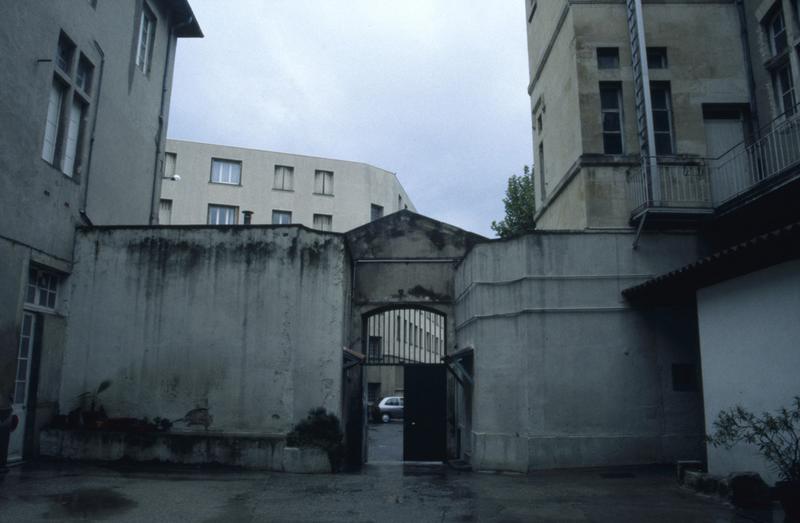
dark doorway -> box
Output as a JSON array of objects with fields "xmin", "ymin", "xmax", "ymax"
[
  {"xmin": 357, "ymin": 306, "xmax": 448, "ymax": 465},
  {"xmin": 403, "ymin": 364, "xmax": 447, "ymax": 461}
]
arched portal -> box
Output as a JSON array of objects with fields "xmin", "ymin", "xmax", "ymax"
[{"xmin": 361, "ymin": 306, "xmax": 448, "ymax": 463}]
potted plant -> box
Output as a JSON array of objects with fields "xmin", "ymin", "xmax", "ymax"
[
  {"xmin": 286, "ymin": 407, "xmax": 344, "ymax": 472},
  {"xmin": 72, "ymin": 380, "xmax": 112, "ymax": 429},
  {"xmin": 707, "ymin": 396, "xmax": 800, "ymax": 521}
]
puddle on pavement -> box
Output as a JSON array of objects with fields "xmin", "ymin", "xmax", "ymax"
[{"xmin": 43, "ymin": 488, "xmax": 137, "ymax": 520}]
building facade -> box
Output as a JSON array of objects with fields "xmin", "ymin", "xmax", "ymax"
[
  {"xmin": 0, "ymin": 0, "xmax": 201, "ymax": 465},
  {"xmin": 527, "ymin": 0, "xmax": 800, "ymax": 484},
  {"xmin": 526, "ymin": 0, "xmax": 750, "ymax": 230},
  {"xmin": 160, "ymin": 139, "xmax": 416, "ymax": 231}
]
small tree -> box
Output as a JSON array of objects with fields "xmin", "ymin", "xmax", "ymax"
[
  {"xmin": 707, "ymin": 397, "xmax": 800, "ymax": 483},
  {"xmin": 491, "ymin": 165, "xmax": 536, "ymax": 238}
]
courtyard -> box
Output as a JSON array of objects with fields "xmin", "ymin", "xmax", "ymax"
[{"xmin": 0, "ymin": 461, "xmax": 787, "ymax": 522}]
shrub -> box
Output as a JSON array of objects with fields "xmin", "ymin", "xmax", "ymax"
[
  {"xmin": 707, "ymin": 396, "xmax": 800, "ymax": 483},
  {"xmin": 286, "ymin": 407, "xmax": 344, "ymax": 472}
]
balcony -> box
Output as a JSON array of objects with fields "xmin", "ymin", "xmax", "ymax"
[{"xmin": 628, "ymin": 113, "xmax": 800, "ymax": 226}]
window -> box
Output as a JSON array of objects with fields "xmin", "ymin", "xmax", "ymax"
[
  {"xmin": 208, "ymin": 204, "xmax": 237, "ymax": 225},
  {"xmin": 773, "ymin": 62, "xmax": 796, "ymax": 116},
  {"xmin": 538, "ymin": 142, "xmax": 546, "ymax": 199},
  {"xmin": 600, "ymin": 83, "xmax": 624, "ymax": 155},
  {"xmin": 647, "ymin": 47, "xmax": 668, "ymax": 69},
  {"xmin": 42, "ymin": 81, "xmax": 66, "ymax": 164},
  {"xmin": 164, "ymin": 152, "xmax": 177, "ymax": 178},
  {"xmin": 398, "ymin": 195, "xmax": 403, "ymax": 211},
  {"xmin": 26, "ymin": 267, "xmax": 59, "ymax": 310},
  {"xmin": 159, "ymin": 199, "xmax": 172, "ymax": 224},
  {"xmin": 396, "ymin": 315, "xmax": 401, "ymax": 340},
  {"xmin": 768, "ymin": 7, "xmax": 788, "ymax": 56},
  {"xmin": 272, "ymin": 210, "xmax": 291, "ymax": 225},
  {"xmin": 136, "ymin": 4, "xmax": 156, "ymax": 73},
  {"xmin": 313, "ymin": 213, "xmax": 332, "ymax": 231},
  {"xmin": 76, "ymin": 55, "xmax": 94, "ymax": 93},
  {"xmin": 273, "ymin": 165, "xmax": 294, "ymax": 191},
  {"xmin": 314, "ymin": 170, "xmax": 334, "ymax": 195},
  {"xmin": 537, "ymin": 113, "xmax": 543, "ymax": 134},
  {"xmin": 61, "ymin": 97, "xmax": 87, "ymax": 177},
  {"xmin": 528, "ymin": 1, "xmax": 537, "ymax": 23},
  {"xmin": 14, "ymin": 312, "xmax": 36, "ymax": 405},
  {"xmin": 368, "ymin": 336, "xmax": 382, "ymax": 360},
  {"xmin": 210, "ymin": 159, "xmax": 241, "ymax": 185},
  {"xmin": 371, "ymin": 204, "xmax": 384, "ymax": 221},
  {"xmin": 597, "ymin": 47, "xmax": 620, "ymax": 69},
  {"xmin": 650, "ymin": 83, "xmax": 674, "ymax": 155},
  {"xmin": 42, "ymin": 32, "xmax": 92, "ymax": 178},
  {"xmin": 56, "ymin": 33, "xmax": 75, "ymax": 74}
]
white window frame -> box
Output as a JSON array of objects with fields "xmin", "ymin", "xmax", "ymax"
[
  {"xmin": 273, "ymin": 165, "xmax": 294, "ymax": 191},
  {"xmin": 210, "ymin": 158, "xmax": 242, "ymax": 185},
  {"xmin": 314, "ymin": 170, "xmax": 334, "ymax": 195},
  {"xmin": 136, "ymin": 4, "xmax": 156, "ymax": 74},
  {"xmin": 313, "ymin": 213, "xmax": 333, "ymax": 231},
  {"xmin": 25, "ymin": 267, "xmax": 59, "ymax": 311},
  {"xmin": 272, "ymin": 210, "xmax": 292, "ymax": 225},
  {"xmin": 208, "ymin": 204, "xmax": 237, "ymax": 225}
]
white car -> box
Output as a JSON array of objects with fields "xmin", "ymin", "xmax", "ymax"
[{"xmin": 377, "ymin": 396, "xmax": 404, "ymax": 423}]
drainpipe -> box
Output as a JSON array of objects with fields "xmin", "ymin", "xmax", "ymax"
[
  {"xmin": 149, "ymin": 16, "xmax": 194, "ymax": 224},
  {"xmin": 79, "ymin": 40, "xmax": 105, "ymax": 222},
  {"xmin": 735, "ymin": 0, "xmax": 761, "ymax": 137}
]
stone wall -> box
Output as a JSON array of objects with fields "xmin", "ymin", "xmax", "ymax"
[
  {"xmin": 60, "ymin": 226, "xmax": 348, "ymax": 438},
  {"xmin": 455, "ymin": 231, "xmax": 707, "ymax": 472}
]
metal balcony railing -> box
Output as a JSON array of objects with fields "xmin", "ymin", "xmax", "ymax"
[
  {"xmin": 628, "ymin": 111, "xmax": 800, "ymax": 219},
  {"xmin": 627, "ymin": 156, "xmax": 713, "ymax": 217},
  {"xmin": 710, "ymin": 113, "xmax": 800, "ymax": 206}
]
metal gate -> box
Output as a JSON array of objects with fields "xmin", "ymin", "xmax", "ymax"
[
  {"xmin": 403, "ymin": 364, "xmax": 447, "ymax": 461},
  {"xmin": 362, "ymin": 306, "xmax": 448, "ymax": 463},
  {"xmin": 363, "ymin": 307, "xmax": 445, "ymax": 365}
]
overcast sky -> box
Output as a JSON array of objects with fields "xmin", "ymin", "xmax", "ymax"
[{"xmin": 167, "ymin": 1, "xmax": 532, "ymax": 237}]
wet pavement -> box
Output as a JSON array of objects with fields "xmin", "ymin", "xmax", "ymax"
[
  {"xmin": 368, "ymin": 419, "xmax": 403, "ymax": 462},
  {"xmin": 0, "ymin": 460, "xmax": 787, "ymax": 522}
]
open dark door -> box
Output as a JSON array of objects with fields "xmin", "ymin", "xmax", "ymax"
[{"xmin": 403, "ymin": 364, "xmax": 447, "ymax": 461}]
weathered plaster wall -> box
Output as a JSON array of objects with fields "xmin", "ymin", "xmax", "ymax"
[
  {"xmin": 61, "ymin": 226, "xmax": 347, "ymax": 436},
  {"xmin": 697, "ymin": 259, "xmax": 800, "ymax": 485},
  {"xmin": 455, "ymin": 231, "xmax": 707, "ymax": 472}
]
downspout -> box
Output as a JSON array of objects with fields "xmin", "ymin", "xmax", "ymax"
[
  {"xmin": 735, "ymin": 0, "xmax": 761, "ymax": 137},
  {"xmin": 79, "ymin": 40, "xmax": 105, "ymax": 223},
  {"xmin": 149, "ymin": 16, "xmax": 194, "ymax": 224}
]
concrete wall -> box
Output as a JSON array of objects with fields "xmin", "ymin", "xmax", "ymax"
[
  {"xmin": 697, "ymin": 259, "xmax": 800, "ymax": 485},
  {"xmin": 0, "ymin": 1, "xmax": 198, "ymax": 455},
  {"xmin": 61, "ymin": 226, "xmax": 347, "ymax": 436},
  {"xmin": 455, "ymin": 231, "xmax": 707, "ymax": 472},
  {"xmin": 161, "ymin": 140, "xmax": 416, "ymax": 231}
]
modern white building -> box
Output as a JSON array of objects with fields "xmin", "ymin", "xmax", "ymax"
[{"xmin": 160, "ymin": 139, "xmax": 416, "ymax": 231}]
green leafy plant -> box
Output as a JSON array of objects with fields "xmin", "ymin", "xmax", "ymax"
[
  {"xmin": 286, "ymin": 407, "xmax": 344, "ymax": 471},
  {"xmin": 491, "ymin": 165, "xmax": 536, "ymax": 239},
  {"xmin": 707, "ymin": 396, "xmax": 800, "ymax": 483}
]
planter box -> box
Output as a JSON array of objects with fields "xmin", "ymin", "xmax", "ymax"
[
  {"xmin": 282, "ymin": 447, "xmax": 331, "ymax": 474},
  {"xmin": 40, "ymin": 429, "xmax": 285, "ymax": 470}
]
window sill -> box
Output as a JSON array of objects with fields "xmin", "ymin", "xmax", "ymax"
[
  {"xmin": 40, "ymin": 158, "xmax": 78, "ymax": 183},
  {"xmin": 272, "ymin": 188, "xmax": 294, "ymax": 193},
  {"xmin": 764, "ymin": 50, "xmax": 790, "ymax": 70},
  {"xmin": 209, "ymin": 181, "xmax": 242, "ymax": 187},
  {"xmin": 313, "ymin": 192, "xmax": 334, "ymax": 197}
]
